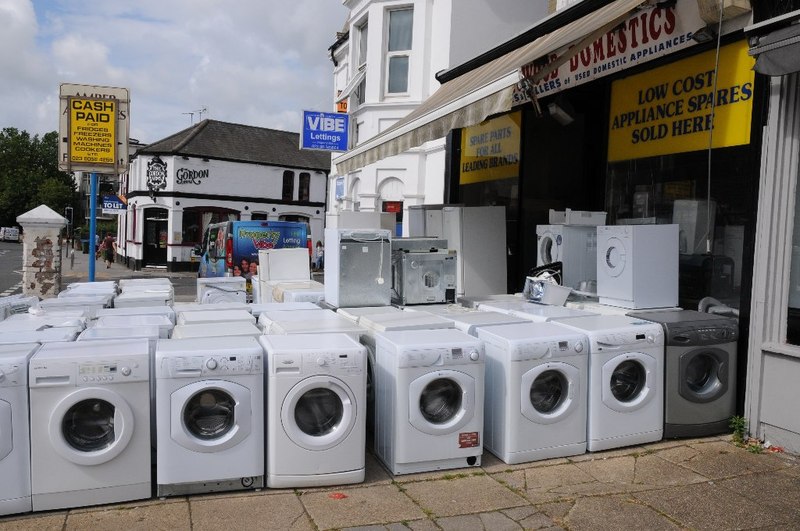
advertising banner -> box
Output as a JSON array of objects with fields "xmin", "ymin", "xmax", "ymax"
[
  {"xmin": 101, "ymin": 194, "xmax": 126, "ymax": 215},
  {"xmin": 459, "ymin": 111, "xmax": 521, "ymax": 185},
  {"xmin": 607, "ymin": 40, "xmax": 755, "ymax": 162},
  {"xmin": 301, "ymin": 110, "xmax": 349, "ymax": 151}
]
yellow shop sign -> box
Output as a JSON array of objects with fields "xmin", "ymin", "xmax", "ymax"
[
  {"xmin": 460, "ymin": 112, "xmax": 521, "ymax": 184},
  {"xmin": 608, "ymin": 40, "xmax": 755, "ymax": 162}
]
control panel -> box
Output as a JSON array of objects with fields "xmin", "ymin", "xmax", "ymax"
[
  {"xmin": 667, "ymin": 323, "xmax": 739, "ymax": 346},
  {"xmin": 398, "ymin": 345, "xmax": 483, "ymax": 368},
  {"xmin": 0, "ymin": 362, "xmax": 24, "ymax": 387},
  {"xmin": 594, "ymin": 327, "xmax": 664, "ymax": 350},
  {"xmin": 513, "ymin": 338, "xmax": 586, "ymax": 361},
  {"xmin": 167, "ymin": 353, "xmax": 262, "ymax": 377},
  {"xmin": 78, "ymin": 360, "xmax": 148, "ymax": 385}
]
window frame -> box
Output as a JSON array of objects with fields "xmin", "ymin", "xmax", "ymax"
[{"xmin": 384, "ymin": 7, "xmax": 413, "ymax": 96}]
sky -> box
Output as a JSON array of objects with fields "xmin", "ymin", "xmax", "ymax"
[{"xmin": 0, "ymin": 0, "xmax": 350, "ymax": 144}]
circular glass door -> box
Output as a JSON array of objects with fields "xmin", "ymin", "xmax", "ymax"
[
  {"xmin": 610, "ymin": 360, "xmax": 645, "ymax": 402},
  {"xmin": 520, "ymin": 362, "xmax": 580, "ymax": 424},
  {"xmin": 679, "ymin": 348, "xmax": 727, "ymax": 403},
  {"xmin": 540, "ymin": 235, "xmax": 558, "ymax": 264},
  {"xmin": 530, "ymin": 370, "xmax": 567, "ymax": 413},
  {"xmin": 281, "ymin": 375, "xmax": 356, "ymax": 451},
  {"xmin": 601, "ymin": 352, "xmax": 657, "ymax": 413},
  {"xmin": 408, "ymin": 370, "xmax": 475, "ymax": 435},
  {"xmin": 183, "ymin": 389, "xmax": 235, "ymax": 440},
  {"xmin": 420, "ymin": 378, "xmax": 462, "ymax": 424},
  {"xmin": 603, "ymin": 237, "xmax": 626, "ymax": 277},
  {"xmin": 62, "ymin": 399, "xmax": 116, "ymax": 451},
  {"xmin": 294, "ymin": 387, "xmax": 344, "ymax": 437}
]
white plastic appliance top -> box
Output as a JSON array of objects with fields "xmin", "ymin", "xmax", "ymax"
[
  {"xmin": 551, "ymin": 314, "xmax": 664, "ymax": 333},
  {"xmin": 259, "ymin": 332, "xmax": 363, "ymax": 351}
]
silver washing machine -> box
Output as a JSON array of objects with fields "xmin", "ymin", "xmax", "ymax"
[{"xmin": 628, "ymin": 309, "xmax": 738, "ymax": 438}]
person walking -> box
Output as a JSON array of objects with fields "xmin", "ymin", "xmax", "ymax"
[{"xmin": 101, "ymin": 234, "xmax": 117, "ymax": 268}]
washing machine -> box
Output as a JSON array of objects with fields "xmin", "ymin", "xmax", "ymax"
[
  {"xmin": 258, "ymin": 309, "xmax": 366, "ymax": 341},
  {"xmin": 173, "ymin": 301, "xmax": 251, "ymax": 314},
  {"xmin": 553, "ymin": 315, "xmax": 664, "ymax": 451},
  {"xmin": 170, "ymin": 321, "xmax": 263, "ymax": 339},
  {"xmin": 0, "ymin": 343, "xmax": 38, "ymax": 516},
  {"xmin": 250, "ymin": 302, "xmax": 323, "ymax": 315},
  {"xmin": 176, "ymin": 309, "xmax": 256, "ymax": 326},
  {"xmin": 197, "ymin": 277, "xmax": 247, "ymax": 304},
  {"xmin": 28, "ymin": 339, "xmax": 151, "ymax": 511},
  {"xmin": 373, "ymin": 328, "xmax": 484, "ymax": 475},
  {"xmin": 627, "ymin": 309, "xmax": 738, "ymax": 438},
  {"xmin": 478, "ymin": 300, "xmax": 597, "ymax": 322},
  {"xmin": 0, "ymin": 313, "xmax": 87, "ymax": 332},
  {"xmin": 155, "ymin": 336, "xmax": 264, "ymax": 496},
  {"xmin": 537, "ymin": 225, "xmax": 598, "ymax": 289},
  {"xmin": 337, "ymin": 305, "xmax": 403, "ymax": 324},
  {"xmin": 0, "ymin": 327, "xmax": 82, "ymax": 345},
  {"xmin": 418, "ymin": 309, "xmax": 529, "ymax": 337},
  {"xmin": 96, "ymin": 305, "xmax": 176, "ymax": 325},
  {"xmin": 477, "ymin": 322, "xmax": 588, "ymax": 463},
  {"xmin": 259, "ymin": 333, "xmax": 367, "ymax": 488},
  {"xmin": 94, "ymin": 314, "xmax": 175, "ymax": 339},
  {"xmin": 596, "ymin": 224, "xmax": 679, "ymax": 309}
]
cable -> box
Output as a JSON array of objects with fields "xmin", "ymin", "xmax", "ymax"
[{"xmin": 704, "ymin": 0, "xmax": 725, "ymax": 254}]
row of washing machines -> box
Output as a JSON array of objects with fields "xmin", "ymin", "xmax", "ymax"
[{"xmin": 0, "ymin": 285, "xmax": 739, "ymax": 517}]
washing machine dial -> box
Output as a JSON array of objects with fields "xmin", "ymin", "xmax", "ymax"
[
  {"xmin": 0, "ymin": 369, "xmax": 5, "ymax": 382},
  {"xmin": 646, "ymin": 334, "xmax": 655, "ymax": 343},
  {"xmin": 120, "ymin": 366, "xmax": 132, "ymax": 377},
  {"xmin": 468, "ymin": 350, "xmax": 480, "ymax": 361},
  {"xmin": 206, "ymin": 359, "xmax": 218, "ymax": 370},
  {"xmin": 574, "ymin": 341, "xmax": 584, "ymax": 353},
  {"xmin": 317, "ymin": 357, "xmax": 327, "ymax": 367}
]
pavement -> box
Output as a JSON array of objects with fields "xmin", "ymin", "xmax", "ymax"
[{"xmin": 3, "ymin": 249, "xmax": 796, "ymax": 530}]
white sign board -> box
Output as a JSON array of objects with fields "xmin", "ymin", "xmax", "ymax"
[{"xmin": 58, "ymin": 83, "xmax": 130, "ymax": 174}]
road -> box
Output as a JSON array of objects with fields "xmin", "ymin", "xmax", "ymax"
[{"xmin": 0, "ymin": 241, "xmax": 23, "ymax": 296}]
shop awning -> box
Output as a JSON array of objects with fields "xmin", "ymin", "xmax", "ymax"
[
  {"xmin": 336, "ymin": 67, "xmax": 367, "ymax": 103},
  {"xmin": 334, "ymin": 0, "xmax": 645, "ymax": 174},
  {"xmin": 748, "ymin": 18, "xmax": 800, "ymax": 76}
]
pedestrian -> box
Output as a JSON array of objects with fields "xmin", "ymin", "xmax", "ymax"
[
  {"xmin": 314, "ymin": 240, "xmax": 324, "ymax": 271},
  {"xmin": 101, "ymin": 233, "xmax": 116, "ymax": 268}
]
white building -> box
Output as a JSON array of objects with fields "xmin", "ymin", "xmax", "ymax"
[
  {"xmin": 329, "ymin": 0, "xmax": 548, "ymax": 234},
  {"xmin": 119, "ymin": 120, "xmax": 329, "ymax": 271}
]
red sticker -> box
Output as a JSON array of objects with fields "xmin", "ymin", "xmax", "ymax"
[
  {"xmin": 328, "ymin": 492, "xmax": 348, "ymax": 500},
  {"xmin": 458, "ymin": 431, "xmax": 480, "ymax": 448}
]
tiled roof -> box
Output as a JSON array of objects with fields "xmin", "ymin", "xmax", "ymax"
[{"xmin": 138, "ymin": 119, "xmax": 331, "ymax": 172}]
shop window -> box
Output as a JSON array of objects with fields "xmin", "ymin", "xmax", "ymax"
[
  {"xmin": 182, "ymin": 210, "xmax": 203, "ymax": 245},
  {"xmin": 251, "ymin": 212, "xmax": 268, "ymax": 220},
  {"xmin": 385, "ymin": 8, "xmax": 412, "ymax": 94},
  {"xmin": 282, "ymin": 170, "xmax": 295, "ymax": 201},
  {"xmin": 299, "ymin": 172, "xmax": 311, "ymax": 202},
  {"xmin": 356, "ymin": 19, "xmax": 368, "ymax": 105}
]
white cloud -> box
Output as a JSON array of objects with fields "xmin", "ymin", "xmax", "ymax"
[{"xmin": 1, "ymin": 0, "xmax": 349, "ymax": 143}]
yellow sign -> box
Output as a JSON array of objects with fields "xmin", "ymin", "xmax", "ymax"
[
  {"xmin": 69, "ymin": 98, "xmax": 116, "ymax": 165},
  {"xmin": 460, "ymin": 111, "xmax": 521, "ymax": 185},
  {"xmin": 608, "ymin": 40, "xmax": 755, "ymax": 162}
]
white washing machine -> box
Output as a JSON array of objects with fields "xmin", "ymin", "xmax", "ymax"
[
  {"xmin": 418, "ymin": 309, "xmax": 528, "ymax": 337},
  {"xmin": 197, "ymin": 277, "xmax": 247, "ymax": 304},
  {"xmin": 0, "ymin": 327, "xmax": 82, "ymax": 345},
  {"xmin": 258, "ymin": 309, "xmax": 366, "ymax": 341},
  {"xmin": 28, "ymin": 339, "xmax": 151, "ymax": 511},
  {"xmin": 337, "ymin": 305, "xmax": 403, "ymax": 324},
  {"xmin": 0, "ymin": 313, "xmax": 87, "ymax": 332},
  {"xmin": 250, "ymin": 302, "xmax": 323, "ymax": 315},
  {"xmin": 553, "ymin": 315, "xmax": 664, "ymax": 451},
  {"xmin": 155, "ymin": 336, "xmax": 264, "ymax": 496},
  {"xmin": 170, "ymin": 321, "xmax": 263, "ymax": 339},
  {"xmin": 358, "ymin": 311, "xmax": 455, "ymax": 333},
  {"xmin": 477, "ymin": 322, "xmax": 588, "ymax": 463},
  {"xmin": 0, "ymin": 343, "xmax": 38, "ymax": 516},
  {"xmin": 114, "ymin": 289, "xmax": 173, "ymax": 308},
  {"xmin": 596, "ymin": 224, "xmax": 679, "ymax": 309},
  {"xmin": 478, "ymin": 300, "xmax": 597, "ymax": 322},
  {"xmin": 176, "ymin": 309, "xmax": 256, "ymax": 326},
  {"xmin": 96, "ymin": 305, "xmax": 176, "ymax": 325},
  {"xmin": 259, "ymin": 333, "xmax": 367, "ymax": 488},
  {"xmin": 373, "ymin": 329, "xmax": 485, "ymax": 475},
  {"xmin": 537, "ymin": 225, "xmax": 597, "ymax": 289},
  {"xmin": 94, "ymin": 314, "xmax": 175, "ymax": 338},
  {"xmin": 173, "ymin": 302, "xmax": 252, "ymax": 314}
]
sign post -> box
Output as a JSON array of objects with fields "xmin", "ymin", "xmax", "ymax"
[{"xmin": 58, "ymin": 83, "xmax": 130, "ymax": 281}]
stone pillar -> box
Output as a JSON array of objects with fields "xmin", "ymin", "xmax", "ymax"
[{"xmin": 17, "ymin": 205, "xmax": 68, "ymax": 298}]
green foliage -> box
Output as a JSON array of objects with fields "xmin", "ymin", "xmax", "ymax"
[
  {"xmin": 0, "ymin": 127, "xmax": 77, "ymax": 226},
  {"xmin": 729, "ymin": 415, "xmax": 747, "ymax": 444}
]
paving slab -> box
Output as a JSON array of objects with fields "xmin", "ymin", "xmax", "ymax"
[
  {"xmin": 400, "ymin": 474, "xmax": 527, "ymax": 518},
  {"xmin": 300, "ymin": 484, "xmax": 425, "ymax": 530},
  {"xmin": 479, "ymin": 450, "xmax": 570, "ymax": 474},
  {"xmin": 564, "ymin": 494, "xmax": 680, "ymax": 530},
  {"xmin": 657, "ymin": 440, "xmax": 787, "ymax": 479},
  {"xmin": 634, "ymin": 482, "xmax": 791, "ymax": 530},
  {"xmin": 190, "ymin": 492, "xmax": 311, "ymax": 531},
  {"xmin": 490, "ymin": 469, "xmax": 572, "ymax": 504},
  {"xmin": 64, "ymin": 500, "xmax": 191, "ymax": 530},
  {"xmin": 0, "ymin": 513, "xmax": 66, "ymax": 530},
  {"xmin": 716, "ymin": 470, "xmax": 800, "ymax": 522}
]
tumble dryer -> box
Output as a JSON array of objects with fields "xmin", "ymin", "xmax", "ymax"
[
  {"xmin": 477, "ymin": 322, "xmax": 588, "ymax": 463},
  {"xmin": 536, "ymin": 225, "xmax": 597, "ymax": 289},
  {"xmin": 259, "ymin": 333, "xmax": 367, "ymax": 487},
  {"xmin": 0, "ymin": 344, "xmax": 38, "ymax": 516},
  {"xmin": 627, "ymin": 309, "xmax": 738, "ymax": 438},
  {"xmin": 28, "ymin": 339, "xmax": 151, "ymax": 511},
  {"xmin": 554, "ymin": 315, "xmax": 664, "ymax": 451},
  {"xmin": 155, "ymin": 336, "xmax": 264, "ymax": 496},
  {"xmin": 596, "ymin": 224, "xmax": 679, "ymax": 309},
  {"xmin": 373, "ymin": 329, "xmax": 485, "ymax": 475}
]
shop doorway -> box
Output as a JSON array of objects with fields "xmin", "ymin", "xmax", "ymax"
[{"xmin": 143, "ymin": 208, "xmax": 168, "ymax": 267}]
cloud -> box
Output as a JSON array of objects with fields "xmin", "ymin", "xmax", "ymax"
[{"xmin": 1, "ymin": 0, "xmax": 349, "ymax": 143}]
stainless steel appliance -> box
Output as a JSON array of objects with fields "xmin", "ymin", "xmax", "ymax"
[
  {"xmin": 324, "ymin": 228, "xmax": 392, "ymax": 308},
  {"xmin": 391, "ymin": 237, "xmax": 456, "ymax": 305}
]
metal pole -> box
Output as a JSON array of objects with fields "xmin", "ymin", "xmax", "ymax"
[{"xmin": 89, "ymin": 172, "xmax": 98, "ymax": 281}]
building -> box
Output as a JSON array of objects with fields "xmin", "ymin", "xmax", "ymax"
[
  {"xmin": 329, "ymin": 0, "xmax": 547, "ymax": 234},
  {"xmin": 119, "ymin": 120, "xmax": 330, "ymax": 271}
]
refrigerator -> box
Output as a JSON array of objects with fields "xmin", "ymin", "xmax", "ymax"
[
  {"xmin": 324, "ymin": 228, "xmax": 392, "ymax": 307},
  {"xmin": 408, "ymin": 205, "xmax": 506, "ymax": 298}
]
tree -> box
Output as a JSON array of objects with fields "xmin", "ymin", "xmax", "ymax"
[{"xmin": 0, "ymin": 128, "xmax": 76, "ymax": 226}]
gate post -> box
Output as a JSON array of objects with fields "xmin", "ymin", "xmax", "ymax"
[{"xmin": 17, "ymin": 205, "xmax": 68, "ymax": 298}]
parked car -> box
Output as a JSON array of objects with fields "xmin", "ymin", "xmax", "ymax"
[{"xmin": 0, "ymin": 227, "xmax": 20, "ymax": 242}]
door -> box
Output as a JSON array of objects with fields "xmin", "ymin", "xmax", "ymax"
[
  {"xmin": 520, "ymin": 362, "xmax": 580, "ymax": 424},
  {"xmin": 408, "ymin": 369, "xmax": 475, "ymax": 435},
  {"xmin": 48, "ymin": 387, "xmax": 136, "ymax": 465},
  {"xmin": 601, "ymin": 352, "xmax": 657, "ymax": 412},
  {"xmin": 537, "ymin": 226, "xmax": 562, "ymax": 266},
  {"xmin": 679, "ymin": 347, "xmax": 729, "ymax": 403},
  {"xmin": 281, "ymin": 375, "xmax": 356, "ymax": 451},
  {"xmin": 171, "ymin": 380, "xmax": 252, "ymax": 452},
  {"xmin": 143, "ymin": 208, "xmax": 169, "ymax": 267}
]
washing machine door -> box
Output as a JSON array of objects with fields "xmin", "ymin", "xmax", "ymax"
[
  {"xmin": 281, "ymin": 375, "xmax": 356, "ymax": 451},
  {"xmin": 48, "ymin": 387, "xmax": 135, "ymax": 466},
  {"xmin": 601, "ymin": 352, "xmax": 657, "ymax": 412},
  {"xmin": 601, "ymin": 235, "xmax": 627, "ymax": 278},
  {"xmin": 678, "ymin": 347, "xmax": 729, "ymax": 403},
  {"xmin": 171, "ymin": 380, "xmax": 251, "ymax": 453},
  {"xmin": 520, "ymin": 362, "xmax": 580, "ymax": 424},
  {"xmin": 538, "ymin": 230, "xmax": 562, "ymax": 266},
  {"xmin": 0, "ymin": 400, "xmax": 12, "ymax": 461},
  {"xmin": 408, "ymin": 370, "xmax": 475, "ymax": 435}
]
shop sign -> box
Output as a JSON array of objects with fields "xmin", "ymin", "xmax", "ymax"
[
  {"xmin": 176, "ymin": 168, "xmax": 209, "ymax": 185},
  {"xmin": 335, "ymin": 176, "xmax": 345, "ymax": 199},
  {"xmin": 146, "ymin": 156, "xmax": 168, "ymax": 198},
  {"xmin": 460, "ymin": 112, "xmax": 521, "ymax": 185},
  {"xmin": 607, "ymin": 40, "xmax": 755, "ymax": 162},
  {"xmin": 301, "ymin": 110, "xmax": 349, "ymax": 151},
  {"xmin": 513, "ymin": 1, "xmax": 704, "ymax": 104}
]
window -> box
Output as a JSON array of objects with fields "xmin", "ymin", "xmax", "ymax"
[
  {"xmin": 386, "ymin": 8, "xmax": 412, "ymax": 94},
  {"xmin": 282, "ymin": 170, "xmax": 295, "ymax": 201},
  {"xmin": 299, "ymin": 173, "xmax": 311, "ymax": 202},
  {"xmin": 358, "ymin": 20, "xmax": 368, "ymax": 67}
]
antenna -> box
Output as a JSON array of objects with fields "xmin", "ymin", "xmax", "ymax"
[
  {"xmin": 197, "ymin": 107, "xmax": 208, "ymax": 121},
  {"xmin": 182, "ymin": 111, "xmax": 195, "ymax": 125}
]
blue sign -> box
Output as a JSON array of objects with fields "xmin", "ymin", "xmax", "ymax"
[
  {"xmin": 335, "ymin": 176, "xmax": 345, "ymax": 199},
  {"xmin": 301, "ymin": 110, "xmax": 349, "ymax": 152},
  {"xmin": 101, "ymin": 194, "xmax": 126, "ymax": 215}
]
